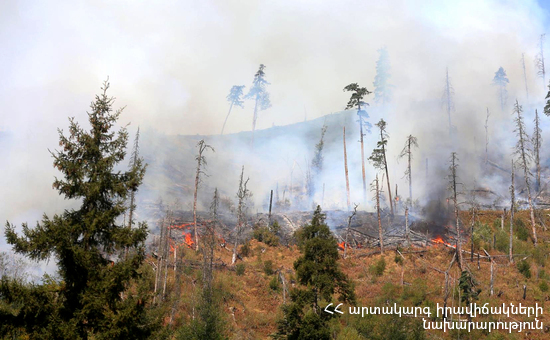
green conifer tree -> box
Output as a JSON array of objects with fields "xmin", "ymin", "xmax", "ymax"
[
  {"xmin": 276, "ymin": 206, "xmax": 355, "ymax": 340},
  {"xmin": 2, "ymin": 80, "xmax": 154, "ymax": 340}
]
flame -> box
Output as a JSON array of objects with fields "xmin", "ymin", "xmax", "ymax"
[
  {"xmin": 338, "ymin": 241, "xmax": 346, "ymax": 251},
  {"xmin": 184, "ymin": 233, "xmax": 195, "ymax": 248},
  {"xmin": 431, "ymin": 236, "xmax": 455, "ymax": 248}
]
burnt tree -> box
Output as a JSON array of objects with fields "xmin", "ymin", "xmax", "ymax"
[
  {"xmin": 232, "ymin": 166, "xmax": 250, "ymax": 264},
  {"xmin": 448, "ymin": 152, "xmax": 463, "ymax": 270},
  {"xmin": 399, "ymin": 134, "xmax": 418, "ymax": 207},
  {"xmin": 512, "ymin": 100, "xmax": 537, "ymax": 246},
  {"xmin": 193, "ymin": 140, "xmax": 214, "ymax": 251}
]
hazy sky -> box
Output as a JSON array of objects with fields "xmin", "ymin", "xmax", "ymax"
[
  {"xmin": 1, "ymin": 0, "xmax": 548, "ymax": 137},
  {"xmin": 2, "ymin": 0, "xmax": 550, "ymax": 260}
]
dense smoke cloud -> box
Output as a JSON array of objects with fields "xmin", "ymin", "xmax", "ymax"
[{"xmin": 1, "ymin": 0, "xmax": 550, "ymax": 262}]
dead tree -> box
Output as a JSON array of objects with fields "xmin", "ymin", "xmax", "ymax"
[
  {"xmin": 469, "ymin": 182, "xmax": 478, "ymax": 262},
  {"xmin": 512, "ymin": 100, "xmax": 537, "ymax": 246},
  {"xmin": 127, "ymin": 127, "xmax": 144, "ymax": 229},
  {"xmin": 405, "ymin": 206, "xmax": 410, "ymax": 244},
  {"xmin": 344, "ymin": 83, "xmax": 371, "ymax": 205},
  {"xmin": 442, "ymin": 67, "xmax": 455, "ymax": 135},
  {"xmin": 533, "ymin": 109, "xmax": 542, "ymax": 193},
  {"xmin": 343, "ymin": 127, "xmax": 351, "ymax": 210},
  {"xmin": 484, "ymin": 109, "xmax": 490, "ymax": 165},
  {"xmin": 221, "ymin": 85, "xmax": 245, "ymax": 135},
  {"xmin": 399, "ymin": 135, "xmax": 418, "ymax": 207},
  {"xmin": 307, "ymin": 125, "xmax": 327, "ymax": 204},
  {"xmin": 448, "ymin": 152, "xmax": 463, "ymax": 270},
  {"xmin": 344, "ymin": 203, "xmax": 359, "ymax": 259},
  {"xmin": 203, "ymin": 189, "xmax": 219, "ymax": 293},
  {"xmin": 153, "ymin": 217, "xmax": 165, "ymax": 304},
  {"xmin": 233, "ymin": 166, "xmax": 250, "ymax": 264},
  {"xmin": 371, "ymin": 175, "xmax": 384, "ymax": 253},
  {"xmin": 535, "ymin": 34, "xmax": 546, "ymax": 91},
  {"xmin": 193, "ymin": 140, "xmax": 215, "ymax": 251},
  {"xmin": 369, "ymin": 119, "xmax": 393, "ymax": 215},
  {"xmin": 521, "ymin": 53, "xmax": 529, "ymax": 99},
  {"xmin": 510, "ymin": 161, "xmax": 515, "ymax": 264},
  {"xmin": 482, "ymin": 249, "xmax": 494, "ymax": 296}
]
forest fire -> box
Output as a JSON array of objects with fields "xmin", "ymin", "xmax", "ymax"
[
  {"xmin": 431, "ymin": 236, "xmax": 455, "ymax": 248},
  {"xmin": 338, "ymin": 241, "xmax": 346, "ymax": 251}
]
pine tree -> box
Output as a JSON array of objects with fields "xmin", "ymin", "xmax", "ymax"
[
  {"xmin": 369, "ymin": 119, "xmax": 394, "ymax": 215},
  {"xmin": 373, "ymin": 47, "xmax": 392, "ymax": 105},
  {"xmin": 221, "ymin": 85, "xmax": 245, "ymax": 135},
  {"xmin": 512, "ymin": 100, "xmax": 538, "ymax": 246},
  {"xmin": 492, "ymin": 67, "xmax": 509, "ymax": 111},
  {"xmin": 276, "ymin": 206, "xmax": 355, "ymax": 340},
  {"xmin": 2, "ymin": 80, "xmax": 154, "ymax": 339},
  {"xmin": 344, "ymin": 83, "xmax": 372, "ymax": 206},
  {"xmin": 245, "ymin": 64, "xmax": 271, "ymax": 145}
]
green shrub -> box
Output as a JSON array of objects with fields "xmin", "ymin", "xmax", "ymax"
[
  {"xmin": 369, "ymin": 257, "xmax": 386, "ymax": 277},
  {"xmin": 394, "ymin": 255, "xmax": 403, "ymax": 265},
  {"xmin": 517, "ymin": 260, "xmax": 531, "ymax": 279},
  {"xmin": 241, "ymin": 240, "xmax": 252, "ymax": 257},
  {"xmin": 539, "ymin": 280, "xmax": 549, "ymax": 292},
  {"xmin": 533, "ymin": 244, "xmax": 548, "ymax": 267},
  {"xmin": 269, "ymin": 275, "xmax": 280, "ymax": 291},
  {"xmin": 402, "ymin": 278, "xmax": 428, "ymax": 306},
  {"xmin": 253, "ymin": 226, "xmax": 280, "ymax": 246},
  {"xmin": 514, "ymin": 219, "xmax": 529, "ymax": 241},
  {"xmin": 236, "ymin": 263, "xmax": 246, "ymax": 276},
  {"xmin": 494, "ymin": 229, "xmax": 509, "ymax": 253},
  {"xmin": 263, "ymin": 260, "xmax": 274, "ymax": 276}
]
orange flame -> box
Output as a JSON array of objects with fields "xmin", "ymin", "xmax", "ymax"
[
  {"xmin": 338, "ymin": 241, "xmax": 346, "ymax": 251},
  {"xmin": 432, "ymin": 236, "xmax": 455, "ymax": 248},
  {"xmin": 184, "ymin": 233, "xmax": 195, "ymax": 248}
]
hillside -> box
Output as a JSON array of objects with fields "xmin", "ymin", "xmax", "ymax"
[{"xmin": 154, "ymin": 209, "xmax": 550, "ymax": 339}]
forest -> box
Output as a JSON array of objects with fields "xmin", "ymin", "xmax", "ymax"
[{"xmin": 3, "ymin": 1, "xmax": 550, "ymax": 340}]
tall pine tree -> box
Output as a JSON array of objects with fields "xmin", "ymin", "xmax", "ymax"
[
  {"xmin": 276, "ymin": 206, "xmax": 355, "ymax": 340},
  {"xmin": 2, "ymin": 80, "xmax": 154, "ymax": 339}
]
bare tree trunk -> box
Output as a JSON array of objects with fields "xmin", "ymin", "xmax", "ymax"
[
  {"xmin": 534, "ymin": 109, "xmax": 541, "ymax": 193},
  {"xmin": 344, "ymin": 204, "xmax": 358, "ymax": 259},
  {"xmin": 251, "ymin": 96, "xmax": 259, "ymax": 146},
  {"xmin": 375, "ymin": 175, "xmax": 384, "ymax": 253},
  {"xmin": 408, "ymin": 140, "xmax": 412, "ymax": 204},
  {"xmin": 154, "ymin": 218, "xmax": 165, "ymax": 304},
  {"xmin": 221, "ymin": 101, "xmax": 234, "ymax": 135},
  {"xmin": 343, "ymin": 127, "xmax": 351, "ymax": 211},
  {"xmin": 471, "ymin": 208, "xmax": 476, "ymax": 262},
  {"xmin": 233, "ymin": 166, "xmax": 249, "ymax": 265},
  {"xmin": 360, "ymin": 120, "xmax": 367, "ymax": 206},
  {"xmin": 510, "ymin": 161, "xmax": 515, "ymax": 263},
  {"xmin": 162, "ymin": 214, "xmax": 171, "ymax": 299},
  {"xmin": 405, "ymin": 207, "xmax": 409, "ymax": 245},
  {"xmin": 521, "ymin": 53, "xmax": 529, "ymax": 99},
  {"xmin": 193, "ymin": 169, "xmax": 200, "ymax": 252},
  {"xmin": 381, "ymin": 136, "xmax": 393, "ymax": 216},
  {"xmin": 484, "ymin": 108, "xmax": 489, "ymax": 166},
  {"xmin": 515, "ymin": 101, "xmax": 537, "ymax": 245}
]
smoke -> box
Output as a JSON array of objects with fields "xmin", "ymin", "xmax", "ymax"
[{"xmin": 2, "ymin": 0, "xmax": 550, "ymax": 257}]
